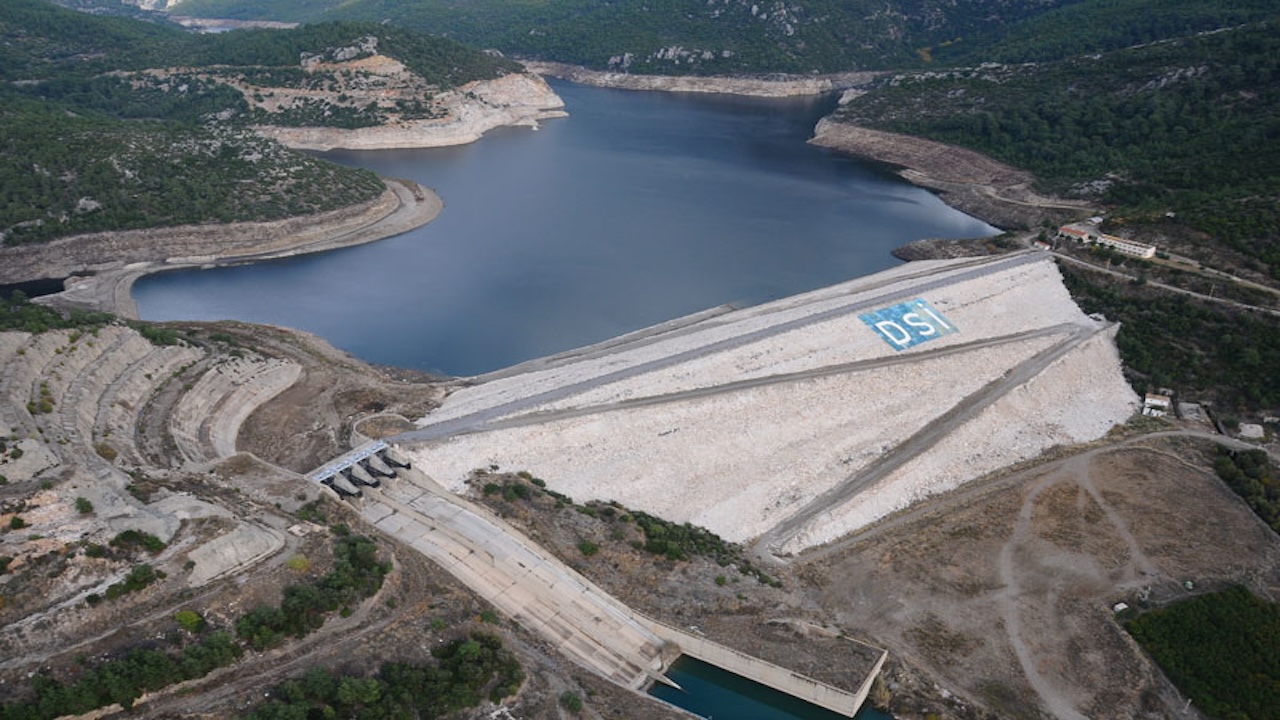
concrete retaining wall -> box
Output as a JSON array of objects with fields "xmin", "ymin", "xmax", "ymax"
[{"xmin": 641, "ymin": 616, "xmax": 885, "ymax": 718}]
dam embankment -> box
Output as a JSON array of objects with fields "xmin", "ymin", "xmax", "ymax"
[{"xmin": 396, "ymin": 251, "xmax": 1138, "ymax": 555}]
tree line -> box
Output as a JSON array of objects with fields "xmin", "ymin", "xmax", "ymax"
[{"xmin": 1126, "ymin": 586, "xmax": 1280, "ymax": 720}]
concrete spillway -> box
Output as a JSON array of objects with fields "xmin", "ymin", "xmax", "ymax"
[
  {"xmin": 348, "ymin": 467, "xmax": 875, "ymax": 714},
  {"xmin": 395, "ymin": 252, "xmax": 1139, "ymax": 555},
  {"xmin": 361, "ymin": 468, "xmax": 669, "ymax": 689}
]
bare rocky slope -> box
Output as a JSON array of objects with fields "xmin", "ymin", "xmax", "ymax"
[
  {"xmin": 249, "ymin": 60, "xmax": 567, "ymax": 151},
  {"xmin": 810, "ymin": 119, "xmax": 1094, "ymax": 230}
]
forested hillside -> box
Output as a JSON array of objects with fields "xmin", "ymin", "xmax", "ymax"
[
  {"xmin": 0, "ymin": 0, "xmax": 516, "ymax": 245},
  {"xmin": 834, "ymin": 19, "xmax": 1280, "ymax": 279},
  {"xmin": 171, "ymin": 0, "xmax": 1277, "ymax": 75},
  {"xmin": 818, "ymin": 15, "xmax": 1280, "ymax": 410},
  {"xmin": 0, "ymin": 98, "xmax": 385, "ymax": 245}
]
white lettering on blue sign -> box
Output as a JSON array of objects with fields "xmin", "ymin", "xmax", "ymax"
[{"xmin": 859, "ymin": 299, "xmax": 957, "ymax": 350}]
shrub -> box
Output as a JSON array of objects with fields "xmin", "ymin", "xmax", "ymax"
[
  {"xmin": 560, "ymin": 690, "xmax": 583, "ymax": 713},
  {"xmin": 1126, "ymin": 586, "xmax": 1280, "ymax": 720},
  {"xmin": 75, "ymin": 497, "xmax": 94, "ymax": 514},
  {"xmin": 105, "ymin": 564, "xmax": 164, "ymax": 599},
  {"xmin": 174, "ymin": 609, "xmax": 206, "ymax": 633},
  {"xmin": 110, "ymin": 529, "xmax": 165, "ymax": 553},
  {"xmin": 578, "ymin": 540, "xmax": 599, "ymax": 557},
  {"xmin": 94, "ymin": 443, "xmax": 117, "ymax": 462}
]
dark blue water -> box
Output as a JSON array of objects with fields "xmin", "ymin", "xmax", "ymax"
[
  {"xmin": 134, "ymin": 81, "xmax": 995, "ymax": 376},
  {"xmin": 650, "ymin": 656, "xmax": 890, "ymax": 720}
]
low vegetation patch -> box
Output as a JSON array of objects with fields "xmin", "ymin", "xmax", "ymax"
[
  {"xmin": 109, "ymin": 529, "xmax": 166, "ymax": 554},
  {"xmin": 0, "ymin": 292, "xmax": 112, "ymax": 334},
  {"xmin": 478, "ymin": 475, "xmax": 779, "ymax": 586},
  {"xmin": 102, "ymin": 563, "xmax": 164, "ymax": 600},
  {"xmin": 245, "ymin": 633, "xmax": 524, "ymax": 719},
  {"xmin": 1125, "ymin": 586, "xmax": 1280, "ymax": 720},
  {"xmin": 1061, "ymin": 264, "xmax": 1280, "ymax": 411},
  {"xmin": 1211, "ymin": 447, "xmax": 1279, "ymax": 534},
  {"xmin": 1, "ymin": 533, "xmax": 389, "ymax": 718},
  {"xmin": 0, "ymin": 632, "xmax": 243, "ymax": 718},
  {"xmin": 235, "ymin": 534, "xmax": 389, "ymax": 650}
]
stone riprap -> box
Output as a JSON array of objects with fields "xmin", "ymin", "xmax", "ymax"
[{"xmin": 397, "ymin": 252, "xmax": 1138, "ymax": 555}]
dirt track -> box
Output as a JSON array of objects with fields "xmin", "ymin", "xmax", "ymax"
[{"xmin": 804, "ymin": 431, "xmax": 1280, "ymax": 719}]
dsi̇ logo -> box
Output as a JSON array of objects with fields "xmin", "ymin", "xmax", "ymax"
[{"xmin": 859, "ymin": 298, "xmax": 957, "ymax": 350}]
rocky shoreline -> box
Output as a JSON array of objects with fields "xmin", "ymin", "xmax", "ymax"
[
  {"xmin": 525, "ymin": 62, "xmax": 1087, "ymax": 230},
  {"xmin": 256, "ymin": 73, "xmax": 567, "ymax": 151},
  {"xmin": 6, "ymin": 178, "xmax": 440, "ymax": 319}
]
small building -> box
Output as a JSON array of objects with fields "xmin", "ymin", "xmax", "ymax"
[
  {"xmin": 1143, "ymin": 393, "xmax": 1171, "ymax": 417},
  {"xmin": 1058, "ymin": 224, "xmax": 1093, "ymax": 242},
  {"xmin": 1097, "ymin": 232, "xmax": 1157, "ymax": 259},
  {"xmin": 1057, "ymin": 224, "xmax": 1157, "ymax": 259}
]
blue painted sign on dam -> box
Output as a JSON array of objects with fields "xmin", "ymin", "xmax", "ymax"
[{"xmin": 859, "ymin": 298, "xmax": 957, "ymax": 350}]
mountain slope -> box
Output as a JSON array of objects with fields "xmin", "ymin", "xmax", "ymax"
[
  {"xmin": 0, "ymin": 0, "xmax": 528, "ymax": 246},
  {"xmin": 169, "ymin": 0, "xmax": 1277, "ymax": 75}
]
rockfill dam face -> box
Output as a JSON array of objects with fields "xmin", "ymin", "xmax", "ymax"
[{"xmin": 396, "ymin": 251, "xmax": 1138, "ymax": 556}]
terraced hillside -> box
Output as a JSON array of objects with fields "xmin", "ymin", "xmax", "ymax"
[{"xmin": 0, "ymin": 325, "xmax": 295, "ymax": 660}]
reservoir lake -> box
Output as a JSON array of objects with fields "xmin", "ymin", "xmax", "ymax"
[{"xmin": 135, "ymin": 81, "xmax": 996, "ymax": 376}]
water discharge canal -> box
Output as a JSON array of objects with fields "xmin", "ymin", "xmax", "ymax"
[{"xmin": 650, "ymin": 656, "xmax": 891, "ymax": 720}]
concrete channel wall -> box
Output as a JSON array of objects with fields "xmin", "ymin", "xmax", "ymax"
[
  {"xmin": 352, "ymin": 469, "xmax": 669, "ymax": 690},
  {"xmin": 640, "ymin": 616, "xmax": 886, "ymax": 718}
]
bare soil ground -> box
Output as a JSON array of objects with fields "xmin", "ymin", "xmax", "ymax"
[
  {"xmin": 453, "ymin": 428, "xmax": 1280, "ymax": 719},
  {"xmin": 804, "ymin": 433, "xmax": 1280, "ymax": 719},
  {"xmin": 216, "ymin": 322, "xmax": 448, "ymax": 474}
]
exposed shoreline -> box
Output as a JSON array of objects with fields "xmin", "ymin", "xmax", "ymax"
[
  {"xmin": 252, "ymin": 72, "xmax": 568, "ymax": 152},
  {"xmin": 18, "ymin": 178, "xmax": 440, "ymax": 319},
  {"xmin": 526, "ymin": 61, "xmax": 880, "ymax": 98},
  {"xmin": 809, "ymin": 120, "xmax": 1096, "ymax": 231},
  {"xmin": 526, "ymin": 63, "xmax": 1089, "ymax": 230}
]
